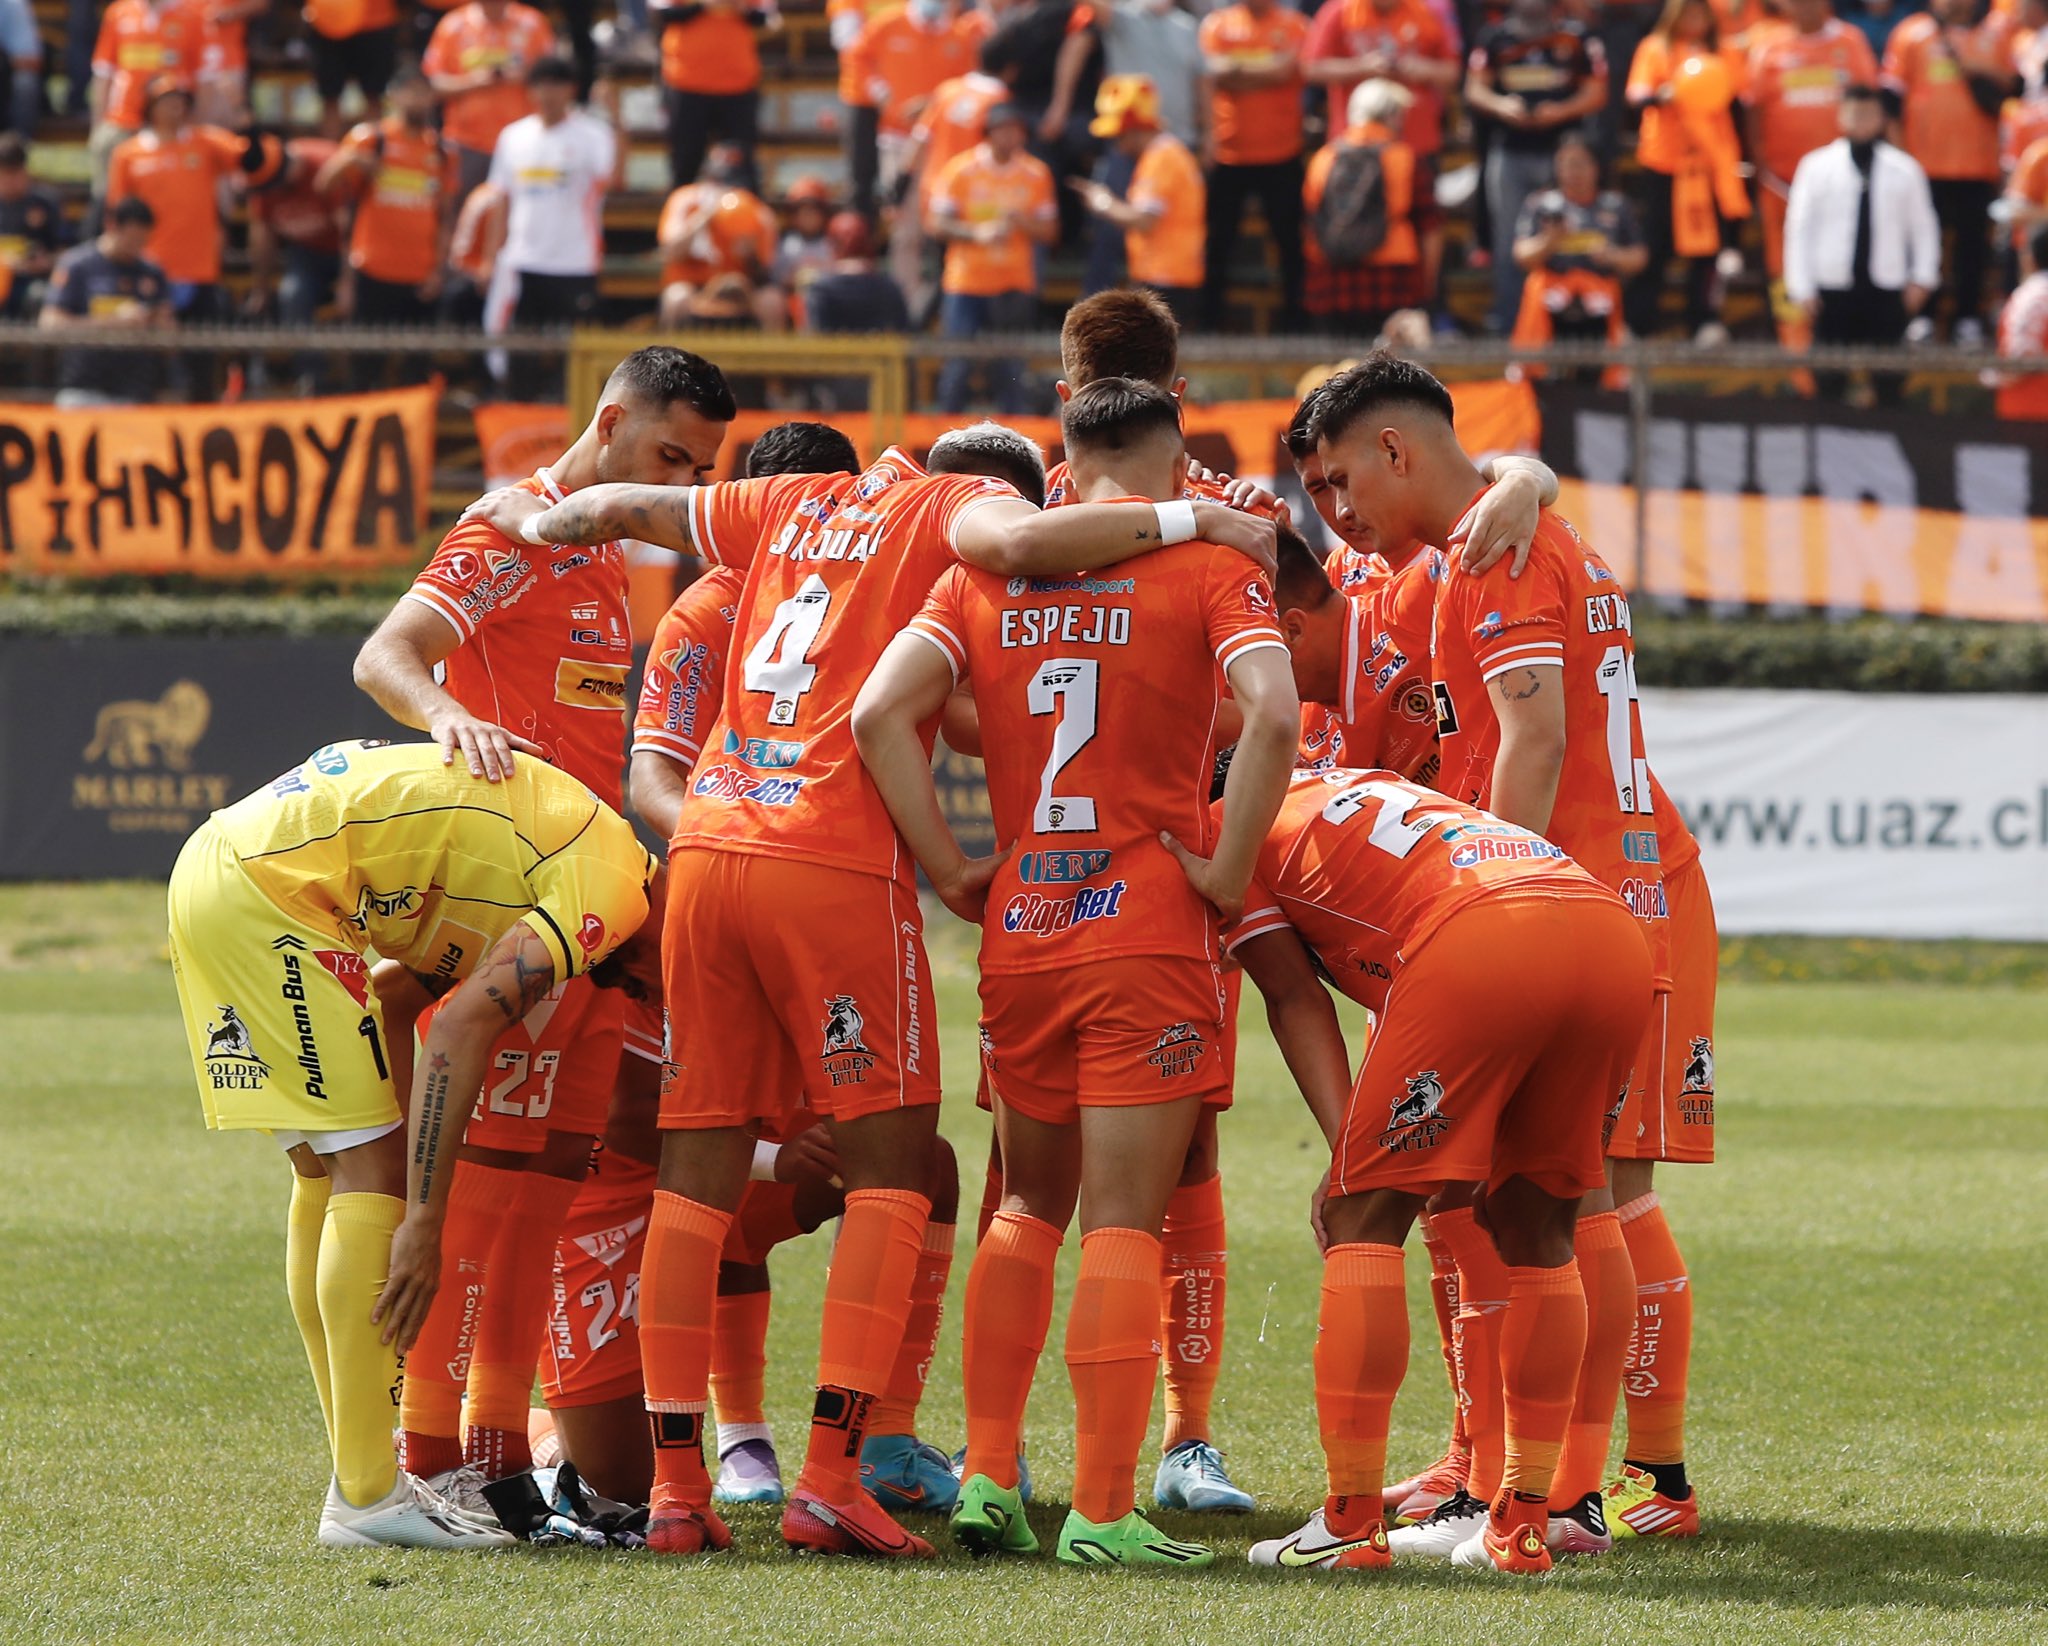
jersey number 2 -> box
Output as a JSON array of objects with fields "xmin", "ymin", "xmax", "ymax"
[
  {"xmin": 1028, "ymin": 657, "xmax": 1099, "ymax": 833},
  {"xmin": 744, "ymin": 573, "xmax": 832, "ymax": 727}
]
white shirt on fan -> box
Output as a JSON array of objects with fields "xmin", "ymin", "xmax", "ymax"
[{"xmin": 488, "ymin": 110, "xmax": 617, "ymax": 278}]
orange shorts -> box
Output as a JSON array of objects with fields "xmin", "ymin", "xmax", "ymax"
[
  {"xmin": 460, "ymin": 974, "xmax": 626, "ymax": 1154},
  {"xmin": 1211, "ymin": 968, "xmax": 1241, "ymax": 1112},
  {"xmin": 661, "ymin": 847, "xmax": 940, "ymax": 1130},
  {"xmin": 1330, "ymin": 893, "xmax": 1653, "ymax": 1201},
  {"xmin": 623, "ymin": 994, "xmax": 666, "ymax": 1067},
  {"xmin": 978, "ymin": 955, "xmax": 1229, "ymax": 1126},
  {"xmin": 539, "ymin": 1145, "xmax": 656, "ymax": 1408},
  {"xmin": 1610, "ymin": 856, "xmax": 1717, "ymax": 1164}
]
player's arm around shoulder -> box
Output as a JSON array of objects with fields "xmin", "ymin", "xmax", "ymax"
[
  {"xmin": 951, "ymin": 492, "xmax": 1281, "ymax": 578},
  {"xmin": 464, "ymin": 480, "xmax": 711, "ymax": 561}
]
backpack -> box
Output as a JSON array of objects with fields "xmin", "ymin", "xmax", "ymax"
[{"xmin": 1314, "ymin": 140, "xmax": 1389, "ymax": 264}]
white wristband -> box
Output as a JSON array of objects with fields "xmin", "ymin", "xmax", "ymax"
[
  {"xmin": 1155, "ymin": 499, "xmax": 1198, "ymax": 545},
  {"xmin": 518, "ymin": 514, "xmax": 551, "ymax": 547},
  {"xmin": 749, "ymin": 1140, "xmax": 782, "ymax": 1182}
]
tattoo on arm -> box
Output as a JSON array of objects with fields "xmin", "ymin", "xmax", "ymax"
[
  {"xmin": 478, "ymin": 926, "xmax": 557, "ymax": 1023},
  {"xmin": 538, "ymin": 486, "xmax": 695, "ymax": 553},
  {"xmin": 1495, "ymin": 668, "xmax": 1545, "ymax": 702},
  {"xmin": 413, "ymin": 1050, "xmax": 453, "ymax": 1207}
]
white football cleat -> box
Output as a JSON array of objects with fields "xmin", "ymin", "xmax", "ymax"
[
  {"xmin": 1387, "ymin": 1487, "xmax": 1487, "ymax": 1559},
  {"xmin": 1247, "ymin": 1507, "xmax": 1389, "ymax": 1571},
  {"xmin": 318, "ymin": 1472, "xmax": 517, "ymax": 1549}
]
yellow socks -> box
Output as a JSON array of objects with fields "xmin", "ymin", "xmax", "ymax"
[
  {"xmin": 319, "ymin": 1191, "xmax": 405, "ymax": 1508},
  {"xmin": 286, "ymin": 1172, "xmax": 334, "ymax": 1449}
]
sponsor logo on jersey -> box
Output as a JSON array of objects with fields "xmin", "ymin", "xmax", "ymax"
[
  {"xmin": 312, "ymin": 948, "xmax": 370, "ymax": 1008},
  {"xmin": 550, "ymin": 553, "xmax": 594, "ymax": 576},
  {"xmin": 310, "ymin": 744, "xmax": 351, "ymax": 776},
  {"xmin": 690, "ymin": 765, "xmax": 806, "ymax": 806},
  {"xmin": 202, "ymin": 1002, "xmax": 269, "ymax": 1091},
  {"xmin": 977, "ymin": 1024, "xmax": 997, "ymax": 1072},
  {"xmin": 443, "ymin": 549, "xmax": 480, "ymax": 584},
  {"xmin": 1618, "ymin": 876, "xmax": 1670, "ymax": 920},
  {"xmin": 1243, "ymin": 579, "xmax": 1275, "ymax": 617},
  {"xmin": 820, "ymin": 994, "xmax": 876, "ymax": 1086},
  {"xmin": 1601, "ymin": 1076, "xmax": 1629, "ymax": 1149},
  {"xmin": 1431, "ymin": 681, "xmax": 1460, "ymax": 736},
  {"xmin": 856, "ymin": 464, "xmax": 898, "ymax": 502},
  {"xmin": 1001, "ymin": 881, "xmax": 1127, "ymax": 937},
  {"xmin": 1584, "ymin": 558, "xmax": 1614, "ymax": 584},
  {"xmin": 484, "ymin": 544, "xmax": 525, "ymax": 581},
  {"xmin": 570, "ymin": 627, "xmax": 601, "ymax": 646},
  {"xmin": 270, "ymin": 767, "xmax": 313, "ymax": 798},
  {"xmin": 1147, "ymin": 1021, "xmax": 1207, "ymax": 1080},
  {"xmin": 1014, "ymin": 848, "xmax": 1113, "ymax": 884},
  {"xmin": 1447, "ymin": 837, "xmax": 1568, "ymax": 869},
  {"xmin": 419, "ymin": 919, "xmax": 487, "ymax": 991},
  {"xmin": 1380, "ymin": 1070, "xmax": 1452, "ymax": 1152},
  {"xmin": 343, "ymin": 884, "xmax": 421, "ymax": 933},
  {"xmin": 554, "ymin": 658, "xmax": 630, "ymax": 709},
  {"xmin": 576, "ymin": 914, "xmax": 606, "ymax": 957},
  {"xmin": 1623, "ymin": 829, "xmax": 1661, "ymax": 863},
  {"xmin": 1025, "ymin": 576, "xmax": 1136, "ymax": 596},
  {"xmin": 1474, "ymin": 610, "xmax": 1506, "ymax": 640},
  {"xmin": 1007, "ymin": 577, "xmax": 1028, "ymax": 596},
  {"xmin": 570, "ymin": 1213, "xmax": 648, "ymax": 1267},
  {"xmin": 722, "ymin": 728, "xmax": 805, "ymax": 770},
  {"xmin": 273, "ymin": 937, "xmax": 329, "ymax": 1101},
  {"xmin": 1681, "ymin": 1036, "xmax": 1714, "ymax": 1096},
  {"xmin": 570, "ymin": 603, "xmax": 600, "ymax": 621}
]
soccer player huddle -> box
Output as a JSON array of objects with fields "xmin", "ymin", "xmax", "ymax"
[{"xmin": 165, "ymin": 290, "xmax": 1713, "ymax": 1576}]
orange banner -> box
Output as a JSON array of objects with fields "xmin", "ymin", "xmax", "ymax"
[
  {"xmin": 0, "ymin": 385, "xmax": 440, "ymax": 577},
  {"xmin": 473, "ymin": 402, "xmax": 571, "ymax": 489}
]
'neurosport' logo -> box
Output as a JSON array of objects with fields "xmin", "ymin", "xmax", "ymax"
[{"xmin": 1002, "ymin": 881, "xmax": 1127, "ymax": 937}]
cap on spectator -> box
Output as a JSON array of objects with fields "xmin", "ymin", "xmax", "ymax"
[
  {"xmin": 525, "ymin": 54, "xmax": 578, "ymax": 87},
  {"xmin": 786, "ymin": 175, "xmax": 835, "ymax": 207},
  {"xmin": 826, "ymin": 210, "xmax": 872, "ymax": 258},
  {"xmin": 142, "ymin": 75, "xmax": 194, "ymax": 117},
  {"xmin": 984, "ymin": 103, "xmax": 1027, "ymax": 134},
  {"xmin": 1090, "ymin": 75, "xmax": 1161, "ymax": 139}
]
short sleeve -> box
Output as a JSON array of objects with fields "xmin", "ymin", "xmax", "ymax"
[
  {"xmin": 935, "ymin": 472, "xmax": 1022, "ymax": 551},
  {"xmin": 1201, "ymin": 550, "xmax": 1288, "ymax": 673},
  {"xmin": 1451, "ymin": 550, "xmax": 1566, "ymax": 682},
  {"xmin": 404, "ymin": 515, "xmax": 533, "ymax": 642},
  {"xmin": 1222, "ymin": 874, "xmax": 1290, "ymax": 953},
  {"xmin": 690, "ymin": 473, "xmax": 811, "ymax": 569},
  {"xmin": 1625, "ymin": 35, "xmax": 1661, "ymax": 98},
  {"xmin": 526, "ymin": 806, "xmax": 657, "ymax": 980},
  {"xmin": 633, "ymin": 571, "xmax": 738, "ymax": 763},
  {"xmin": 906, "ymin": 562, "xmax": 975, "ymax": 683}
]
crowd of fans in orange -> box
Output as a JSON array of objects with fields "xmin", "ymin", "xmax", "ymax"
[{"xmin": 2, "ymin": 0, "xmax": 2046, "ymax": 410}]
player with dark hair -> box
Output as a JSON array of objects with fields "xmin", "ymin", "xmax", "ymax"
[
  {"xmin": 853, "ymin": 377, "xmax": 1299, "ymax": 1569},
  {"xmin": 350, "ymin": 346, "xmax": 734, "ymax": 1535}
]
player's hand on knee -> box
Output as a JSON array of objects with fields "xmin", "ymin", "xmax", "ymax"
[
  {"xmin": 428, "ymin": 705, "xmax": 544, "ymax": 782},
  {"xmin": 373, "ymin": 1214, "xmax": 443, "ymax": 1349}
]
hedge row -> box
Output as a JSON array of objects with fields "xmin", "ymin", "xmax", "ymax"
[{"xmin": 2, "ymin": 589, "xmax": 2045, "ymax": 692}]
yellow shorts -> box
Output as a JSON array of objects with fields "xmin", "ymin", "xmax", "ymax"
[{"xmin": 167, "ymin": 820, "xmax": 401, "ymax": 1137}]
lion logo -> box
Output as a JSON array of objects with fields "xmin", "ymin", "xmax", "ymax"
[
  {"xmin": 822, "ymin": 995, "xmax": 869, "ymax": 1056},
  {"xmin": 1389, "ymin": 1070, "xmax": 1446, "ymax": 1128},
  {"xmin": 1681, "ymin": 1036, "xmax": 1714, "ymax": 1095},
  {"xmin": 82, "ymin": 680, "xmax": 210, "ymax": 769}
]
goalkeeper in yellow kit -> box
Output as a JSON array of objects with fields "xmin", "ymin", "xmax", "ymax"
[{"xmin": 166, "ymin": 739, "xmax": 662, "ymax": 1549}]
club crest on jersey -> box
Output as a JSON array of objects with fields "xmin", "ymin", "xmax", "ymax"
[
  {"xmin": 1380, "ymin": 1071, "xmax": 1452, "ymax": 1152},
  {"xmin": 1147, "ymin": 1022, "xmax": 1207, "ymax": 1080},
  {"xmin": 1682, "ymin": 1037, "xmax": 1714, "ymax": 1096},
  {"xmin": 203, "ymin": 1004, "xmax": 269, "ymax": 1091},
  {"xmin": 821, "ymin": 995, "xmax": 876, "ymax": 1086},
  {"xmin": 855, "ymin": 464, "xmax": 898, "ymax": 502},
  {"xmin": 1243, "ymin": 579, "xmax": 1276, "ymax": 617},
  {"xmin": 1397, "ymin": 679, "xmax": 1435, "ymax": 724},
  {"xmin": 1602, "ymin": 1077, "xmax": 1630, "ymax": 1148}
]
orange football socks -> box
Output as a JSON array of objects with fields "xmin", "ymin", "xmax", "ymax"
[
  {"xmin": 1435, "ymin": 1205, "xmax": 1509, "ymax": 1502},
  {"xmin": 870, "ymin": 1220, "xmax": 955, "ymax": 1438},
  {"xmin": 800, "ymin": 1188, "xmax": 930, "ymax": 1502},
  {"xmin": 464, "ymin": 1168, "xmax": 582, "ymax": 1479},
  {"xmin": 1551, "ymin": 1211, "xmax": 1635, "ymax": 1506},
  {"xmin": 710, "ymin": 1287, "xmax": 772, "ymax": 1431},
  {"xmin": 1497, "ymin": 1261, "xmax": 1587, "ymax": 1516},
  {"xmin": 1420, "ymin": 1213, "xmax": 1467, "ymax": 1448},
  {"xmin": 398, "ymin": 1158, "xmax": 513, "ymax": 1481},
  {"xmin": 641, "ymin": 1192, "xmax": 734, "ymax": 1505},
  {"xmin": 1065, "ymin": 1226, "xmax": 1164, "ymax": 1525},
  {"xmin": 1314, "ymin": 1242, "xmax": 1406, "ymax": 1534},
  {"xmin": 962, "ymin": 1210, "xmax": 1062, "ymax": 1489},
  {"xmin": 1618, "ymin": 1192, "xmax": 1694, "ymax": 1472},
  {"xmin": 1159, "ymin": 1174, "xmax": 1228, "ymax": 1452}
]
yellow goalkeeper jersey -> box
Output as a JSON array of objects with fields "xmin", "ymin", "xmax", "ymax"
[{"xmin": 209, "ymin": 739, "xmax": 657, "ymax": 986}]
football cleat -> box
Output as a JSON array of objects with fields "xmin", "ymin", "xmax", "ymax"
[
  {"xmin": 317, "ymin": 1472, "xmax": 517, "ymax": 1550},
  {"xmin": 951, "ymin": 1473, "xmax": 1039, "ymax": 1556},
  {"xmin": 1604, "ymin": 1465, "xmax": 1701, "ymax": 1539},
  {"xmin": 645, "ymin": 1485, "xmax": 734, "ymax": 1556},
  {"xmin": 1387, "ymin": 1486, "xmax": 1487, "ymax": 1559},
  {"xmin": 1247, "ymin": 1507, "xmax": 1390, "ymax": 1571},
  {"xmin": 951, "ymin": 1443, "xmax": 1033, "ymax": 1504},
  {"xmin": 861, "ymin": 1434, "xmax": 961, "ymax": 1514},
  {"xmin": 1153, "ymin": 1440, "xmax": 1256, "ymax": 1514},
  {"xmin": 783, "ymin": 1486, "xmax": 935, "ymax": 1558},
  {"xmin": 713, "ymin": 1436, "xmax": 785, "ymax": 1506},
  {"xmin": 1056, "ymin": 1508, "xmax": 1214, "ymax": 1569},
  {"xmin": 1383, "ymin": 1441, "xmax": 1471, "ymax": 1525},
  {"xmin": 1546, "ymin": 1490, "xmax": 1614, "ymax": 1556},
  {"xmin": 1452, "ymin": 1516, "xmax": 1554, "ymax": 1574},
  {"xmin": 477, "ymin": 1468, "xmax": 608, "ymax": 1547},
  {"xmin": 541, "ymin": 1462, "xmax": 649, "ymax": 1549}
]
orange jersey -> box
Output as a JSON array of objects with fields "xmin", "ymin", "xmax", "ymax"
[
  {"xmin": 1325, "ymin": 542, "xmax": 1384, "ymax": 593},
  {"xmin": 1199, "ymin": 2, "xmax": 1311, "ymax": 165},
  {"xmin": 1126, "ymin": 132, "xmax": 1207, "ymax": 289},
  {"xmin": 107, "ymin": 126, "xmax": 274, "ymax": 283},
  {"xmin": 914, "ymin": 73, "xmax": 1009, "ymax": 210},
  {"xmin": 1745, "ymin": 19, "xmax": 1879, "ymax": 185},
  {"xmin": 2007, "ymin": 98, "xmax": 2048, "ymax": 173},
  {"xmin": 405, "ymin": 469, "xmax": 633, "ymax": 807},
  {"xmin": 1884, "ymin": 12, "xmax": 2016, "ymax": 181},
  {"xmin": 1430, "ymin": 508, "xmax": 1670, "ymax": 985},
  {"xmin": 1308, "ymin": 548, "xmax": 1441, "ymax": 784},
  {"xmin": 672, "ymin": 449, "xmax": 1020, "ymax": 882},
  {"xmin": 304, "ymin": 0, "xmax": 399, "ymax": 38},
  {"xmin": 1649, "ymin": 766, "xmax": 1699, "ymax": 876},
  {"xmin": 633, "ymin": 566, "xmax": 744, "ymax": 769},
  {"xmin": 832, "ymin": 0, "xmax": 906, "ymax": 102},
  {"xmin": 1225, "ymin": 767, "xmax": 1614, "ymax": 1012},
  {"xmin": 930, "ymin": 143, "xmax": 1057, "ymax": 295},
  {"xmin": 908, "ymin": 535, "xmax": 1287, "ymax": 975},
  {"xmin": 1630, "ymin": 34, "xmax": 1748, "ymax": 174},
  {"xmin": 1303, "ymin": 0, "xmax": 1454, "ymax": 153},
  {"xmin": 1305, "ymin": 123, "xmax": 1419, "ymax": 267},
  {"xmin": 660, "ymin": 1, "xmax": 762, "ymax": 95},
  {"xmin": 847, "ymin": 9, "xmax": 982, "ymax": 135},
  {"xmin": 336, "ymin": 118, "xmax": 454, "ymax": 286},
  {"xmin": 1041, "ymin": 466, "xmax": 1285, "ymax": 516},
  {"xmin": 423, "ymin": 1, "xmax": 554, "ymax": 152},
  {"xmin": 657, "ymin": 182, "xmax": 779, "ymax": 289},
  {"xmin": 92, "ymin": 0, "xmax": 207, "ymax": 129}
]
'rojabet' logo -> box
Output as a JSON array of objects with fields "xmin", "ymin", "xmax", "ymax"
[{"xmin": 1002, "ymin": 881, "xmax": 1127, "ymax": 937}]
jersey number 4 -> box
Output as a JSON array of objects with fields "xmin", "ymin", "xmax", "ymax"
[
  {"xmin": 744, "ymin": 573, "xmax": 832, "ymax": 727},
  {"xmin": 1028, "ymin": 657, "xmax": 1099, "ymax": 833}
]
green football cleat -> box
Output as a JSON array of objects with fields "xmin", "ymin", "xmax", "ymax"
[
  {"xmin": 1055, "ymin": 1509, "xmax": 1214, "ymax": 1569},
  {"xmin": 951, "ymin": 1473, "xmax": 1039, "ymax": 1556}
]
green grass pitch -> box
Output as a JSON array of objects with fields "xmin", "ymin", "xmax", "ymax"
[{"xmin": 3, "ymin": 884, "xmax": 2045, "ymax": 1644}]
